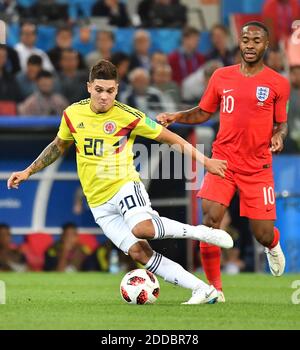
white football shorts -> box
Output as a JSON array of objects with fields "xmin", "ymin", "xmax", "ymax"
[{"xmin": 90, "ymin": 181, "xmax": 159, "ymax": 254}]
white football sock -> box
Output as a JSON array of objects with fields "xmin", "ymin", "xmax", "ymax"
[
  {"xmin": 152, "ymin": 216, "xmax": 205, "ymax": 240},
  {"xmin": 145, "ymin": 251, "xmax": 209, "ymax": 291}
]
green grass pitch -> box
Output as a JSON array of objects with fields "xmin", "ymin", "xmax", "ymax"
[{"xmin": 0, "ymin": 272, "xmax": 299, "ymax": 330}]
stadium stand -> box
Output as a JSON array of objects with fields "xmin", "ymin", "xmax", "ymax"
[
  {"xmin": 221, "ymin": 0, "xmax": 265, "ymax": 25},
  {"xmin": 0, "ymin": 0, "xmax": 299, "ymax": 274}
]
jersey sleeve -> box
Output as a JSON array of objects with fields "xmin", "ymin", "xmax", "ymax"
[
  {"xmin": 199, "ymin": 70, "xmax": 220, "ymax": 113},
  {"xmin": 57, "ymin": 110, "xmax": 74, "ymax": 141},
  {"xmin": 132, "ymin": 113, "xmax": 163, "ymax": 140},
  {"xmin": 274, "ymin": 77, "xmax": 290, "ymax": 123}
]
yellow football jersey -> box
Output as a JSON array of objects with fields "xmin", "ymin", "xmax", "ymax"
[{"xmin": 57, "ymin": 99, "xmax": 163, "ymax": 207}]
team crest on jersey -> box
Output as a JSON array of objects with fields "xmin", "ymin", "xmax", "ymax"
[
  {"xmin": 103, "ymin": 121, "xmax": 116, "ymax": 134},
  {"xmin": 256, "ymin": 86, "xmax": 270, "ymax": 102}
]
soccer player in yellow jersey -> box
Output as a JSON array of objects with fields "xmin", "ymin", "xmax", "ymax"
[{"xmin": 7, "ymin": 60, "xmax": 233, "ymax": 304}]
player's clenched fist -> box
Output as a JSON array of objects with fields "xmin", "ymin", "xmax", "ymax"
[
  {"xmin": 270, "ymin": 133, "xmax": 284, "ymax": 153},
  {"xmin": 7, "ymin": 170, "xmax": 30, "ymax": 189},
  {"xmin": 205, "ymin": 158, "xmax": 227, "ymax": 178},
  {"xmin": 156, "ymin": 112, "xmax": 178, "ymax": 127}
]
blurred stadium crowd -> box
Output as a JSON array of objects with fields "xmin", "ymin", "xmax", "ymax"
[
  {"xmin": 0, "ymin": 0, "xmax": 300, "ymax": 152},
  {"xmin": 0, "ymin": 222, "xmax": 137, "ymax": 272},
  {"xmin": 0, "ymin": 0, "xmax": 300, "ymax": 150},
  {"xmin": 1, "ymin": 0, "xmax": 300, "ymax": 273}
]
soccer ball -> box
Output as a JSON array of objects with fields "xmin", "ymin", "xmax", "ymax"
[{"xmin": 120, "ymin": 269, "xmax": 160, "ymax": 304}]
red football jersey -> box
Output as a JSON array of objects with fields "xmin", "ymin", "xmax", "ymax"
[{"xmin": 199, "ymin": 64, "xmax": 290, "ymax": 174}]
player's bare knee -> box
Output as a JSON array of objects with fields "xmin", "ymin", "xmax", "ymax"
[
  {"xmin": 251, "ymin": 221, "xmax": 274, "ymax": 247},
  {"xmin": 202, "ymin": 200, "xmax": 225, "ymax": 228},
  {"xmin": 128, "ymin": 241, "xmax": 153, "ymax": 265},
  {"xmin": 255, "ymin": 233, "xmax": 273, "ymax": 247},
  {"xmin": 132, "ymin": 219, "xmax": 155, "ymax": 239},
  {"xmin": 203, "ymin": 213, "xmax": 222, "ymax": 228}
]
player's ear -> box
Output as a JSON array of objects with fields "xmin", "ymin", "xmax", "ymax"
[
  {"xmin": 265, "ymin": 36, "xmax": 269, "ymax": 51},
  {"xmin": 87, "ymin": 81, "xmax": 91, "ymax": 93},
  {"xmin": 265, "ymin": 41, "xmax": 269, "ymax": 52}
]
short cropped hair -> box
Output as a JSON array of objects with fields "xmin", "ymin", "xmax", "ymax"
[
  {"xmin": 241, "ymin": 21, "xmax": 269, "ymax": 37},
  {"xmin": 182, "ymin": 26, "xmax": 200, "ymax": 38},
  {"xmin": 36, "ymin": 70, "xmax": 53, "ymax": 80},
  {"xmin": 97, "ymin": 30, "xmax": 115, "ymax": 42},
  {"xmin": 20, "ymin": 22, "xmax": 37, "ymax": 34},
  {"xmin": 27, "ymin": 54, "xmax": 42, "ymax": 66},
  {"xmin": 62, "ymin": 222, "xmax": 77, "ymax": 232},
  {"xmin": 56, "ymin": 25, "xmax": 72, "ymax": 35},
  {"xmin": 212, "ymin": 24, "xmax": 229, "ymax": 35},
  {"xmin": 89, "ymin": 59, "xmax": 118, "ymax": 82}
]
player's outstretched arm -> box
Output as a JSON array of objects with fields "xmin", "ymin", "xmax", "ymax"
[
  {"xmin": 155, "ymin": 127, "xmax": 227, "ymax": 178},
  {"xmin": 7, "ymin": 136, "xmax": 73, "ymax": 190},
  {"xmin": 156, "ymin": 106, "xmax": 212, "ymax": 127}
]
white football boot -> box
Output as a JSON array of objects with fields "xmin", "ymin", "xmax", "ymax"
[
  {"xmin": 265, "ymin": 242, "xmax": 285, "ymax": 276},
  {"xmin": 182, "ymin": 285, "xmax": 218, "ymax": 305},
  {"xmin": 192, "ymin": 225, "xmax": 233, "ymax": 249},
  {"xmin": 217, "ymin": 290, "xmax": 226, "ymax": 303}
]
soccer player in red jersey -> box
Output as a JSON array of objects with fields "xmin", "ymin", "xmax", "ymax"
[{"xmin": 157, "ymin": 22, "xmax": 290, "ymax": 302}]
